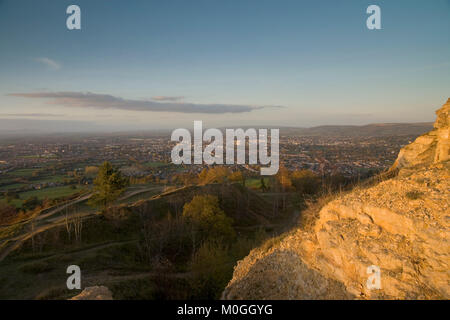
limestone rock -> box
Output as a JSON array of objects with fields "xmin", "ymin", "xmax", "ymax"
[
  {"xmin": 70, "ymin": 286, "xmax": 113, "ymax": 300},
  {"xmin": 391, "ymin": 98, "xmax": 450, "ymax": 170},
  {"xmin": 223, "ymin": 99, "xmax": 450, "ymax": 300}
]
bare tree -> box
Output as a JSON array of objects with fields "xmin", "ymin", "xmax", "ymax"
[
  {"xmin": 72, "ymin": 214, "xmax": 83, "ymax": 244},
  {"xmin": 65, "ymin": 207, "xmax": 72, "ymax": 242},
  {"xmin": 31, "ymin": 220, "xmax": 35, "ymax": 254}
]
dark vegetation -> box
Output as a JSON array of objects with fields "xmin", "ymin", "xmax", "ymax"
[{"xmin": 0, "ymin": 162, "xmax": 371, "ymax": 300}]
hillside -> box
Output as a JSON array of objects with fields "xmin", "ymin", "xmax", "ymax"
[
  {"xmin": 0, "ymin": 182, "xmax": 284, "ymax": 299},
  {"xmin": 223, "ymin": 99, "xmax": 449, "ymax": 299},
  {"xmin": 127, "ymin": 183, "xmax": 277, "ymax": 227}
]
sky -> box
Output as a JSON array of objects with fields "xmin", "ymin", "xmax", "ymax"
[{"xmin": 0, "ymin": 0, "xmax": 449, "ymax": 132}]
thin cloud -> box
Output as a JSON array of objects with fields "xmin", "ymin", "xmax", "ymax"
[
  {"xmin": 151, "ymin": 96, "xmax": 184, "ymax": 102},
  {"xmin": 0, "ymin": 113, "xmax": 65, "ymax": 117},
  {"xmin": 34, "ymin": 57, "xmax": 61, "ymax": 70},
  {"xmin": 8, "ymin": 91, "xmax": 281, "ymax": 114}
]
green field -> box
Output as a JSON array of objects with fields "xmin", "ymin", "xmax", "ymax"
[
  {"xmin": 34, "ymin": 175, "xmax": 67, "ymax": 183},
  {"xmin": 20, "ymin": 185, "xmax": 86, "ymax": 200},
  {"xmin": 246, "ymin": 178, "xmax": 270, "ymax": 189},
  {"xmin": 143, "ymin": 161, "xmax": 166, "ymax": 168},
  {"xmin": 1, "ymin": 185, "xmax": 87, "ymax": 208},
  {"xmin": 8, "ymin": 169, "xmax": 36, "ymax": 178},
  {"xmin": 0, "ymin": 183, "xmax": 27, "ymax": 191},
  {"xmin": 0, "ymin": 174, "xmax": 69, "ymax": 193}
]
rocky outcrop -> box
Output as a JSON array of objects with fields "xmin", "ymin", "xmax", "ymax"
[
  {"xmin": 223, "ymin": 99, "xmax": 450, "ymax": 300},
  {"xmin": 70, "ymin": 286, "xmax": 113, "ymax": 300},
  {"xmin": 391, "ymin": 98, "xmax": 450, "ymax": 170}
]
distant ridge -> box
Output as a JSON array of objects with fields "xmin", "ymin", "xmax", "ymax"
[
  {"xmin": 0, "ymin": 119, "xmax": 433, "ymax": 139},
  {"xmin": 279, "ymin": 122, "xmax": 433, "ymax": 137}
]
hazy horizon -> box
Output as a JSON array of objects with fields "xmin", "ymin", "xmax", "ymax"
[{"xmin": 0, "ymin": 118, "xmax": 434, "ymax": 138}]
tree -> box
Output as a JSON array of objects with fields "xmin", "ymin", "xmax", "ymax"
[
  {"xmin": 260, "ymin": 177, "xmax": 268, "ymax": 192},
  {"xmin": 276, "ymin": 167, "xmax": 293, "ymax": 191},
  {"xmin": 275, "ymin": 167, "xmax": 292, "ymax": 210},
  {"xmin": 182, "ymin": 195, "xmax": 235, "ymax": 245},
  {"xmin": 198, "ymin": 167, "xmax": 230, "ymax": 185},
  {"xmin": 291, "ymin": 170, "xmax": 320, "ymax": 195},
  {"xmin": 228, "ymin": 170, "xmax": 245, "ymax": 186},
  {"xmin": 89, "ymin": 161, "xmax": 129, "ymax": 209},
  {"xmin": 22, "ymin": 196, "xmax": 41, "ymax": 211},
  {"xmin": 84, "ymin": 166, "xmax": 99, "ymax": 178},
  {"xmin": 5, "ymin": 191, "xmax": 19, "ymax": 204},
  {"xmin": 0, "ymin": 203, "xmax": 17, "ymax": 225}
]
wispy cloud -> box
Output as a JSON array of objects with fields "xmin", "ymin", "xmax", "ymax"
[
  {"xmin": 8, "ymin": 91, "xmax": 282, "ymax": 114},
  {"xmin": 0, "ymin": 113, "xmax": 65, "ymax": 117},
  {"xmin": 34, "ymin": 57, "xmax": 61, "ymax": 70},
  {"xmin": 151, "ymin": 96, "xmax": 184, "ymax": 102}
]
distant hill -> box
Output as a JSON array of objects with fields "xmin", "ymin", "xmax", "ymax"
[
  {"xmin": 280, "ymin": 122, "xmax": 433, "ymax": 137},
  {"xmin": 0, "ymin": 119, "xmax": 432, "ymax": 139}
]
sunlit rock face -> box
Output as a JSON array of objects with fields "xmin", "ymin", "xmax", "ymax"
[
  {"xmin": 392, "ymin": 98, "xmax": 450, "ymax": 170},
  {"xmin": 223, "ymin": 99, "xmax": 450, "ymax": 300}
]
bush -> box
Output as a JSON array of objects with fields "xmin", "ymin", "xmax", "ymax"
[
  {"xmin": 188, "ymin": 240, "xmax": 232, "ymax": 299},
  {"xmin": 292, "ymin": 170, "xmax": 321, "ymax": 195},
  {"xmin": 182, "ymin": 195, "xmax": 235, "ymax": 242},
  {"xmin": 109, "ymin": 278, "xmax": 154, "ymax": 300},
  {"xmin": 22, "ymin": 196, "xmax": 42, "ymax": 211},
  {"xmin": 0, "ymin": 203, "xmax": 17, "ymax": 225},
  {"xmin": 138, "ymin": 215, "xmax": 192, "ymax": 266},
  {"xmin": 19, "ymin": 261, "xmax": 53, "ymax": 274},
  {"xmin": 198, "ymin": 167, "xmax": 230, "ymax": 185}
]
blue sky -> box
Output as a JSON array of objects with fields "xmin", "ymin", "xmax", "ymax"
[{"xmin": 0, "ymin": 0, "xmax": 449, "ymax": 131}]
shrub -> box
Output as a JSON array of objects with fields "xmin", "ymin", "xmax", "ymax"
[
  {"xmin": 198, "ymin": 167, "xmax": 230, "ymax": 185},
  {"xmin": 0, "ymin": 203, "xmax": 18, "ymax": 225},
  {"xmin": 188, "ymin": 240, "xmax": 232, "ymax": 299},
  {"xmin": 138, "ymin": 215, "xmax": 192, "ymax": 266},
  {"xmin": 19, "ymin": 261, "xmax": 53, "ymax": 274},
  {"xmin": 182, "ymin": 195, "xmax": 235, "ymax": 242},
  {"xmin": 292, "ymin": 170, "xmax": 321, "ymax": 195},
  {"xmin": 22, "ymin": 196, "xmax": 42, "ymax": 211}
]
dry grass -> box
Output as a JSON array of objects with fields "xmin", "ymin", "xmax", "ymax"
[{"xmin": 298, "ymin": 194, "xmax": 336, "ymax": 231}]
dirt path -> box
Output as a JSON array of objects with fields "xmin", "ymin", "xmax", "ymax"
[
  {"xmin": 117, "ymin": 186, "xmax": 162, "ymax": 202},
  {"xmin": 0, "ymin": 185, "xmax": 165, "ymax": 262},
  {"xmin": 0, "ymin": 193, "xmax": 93, "ymax": 230},
  {"xmin": 0, "ymin": 211, "xmax": 96, "ymax": 262},
  {"xmin": 35, "ymin": 193, "xmax": 93, "ymax": 222},
  {"xmin": 24, "ymin": 239, "xmax": 139, "ymax": 266}
]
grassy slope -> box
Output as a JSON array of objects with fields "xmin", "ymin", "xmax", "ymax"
[{"xmin": 0, "ymin": 183, "xmax": 293, "ymax": 299}]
